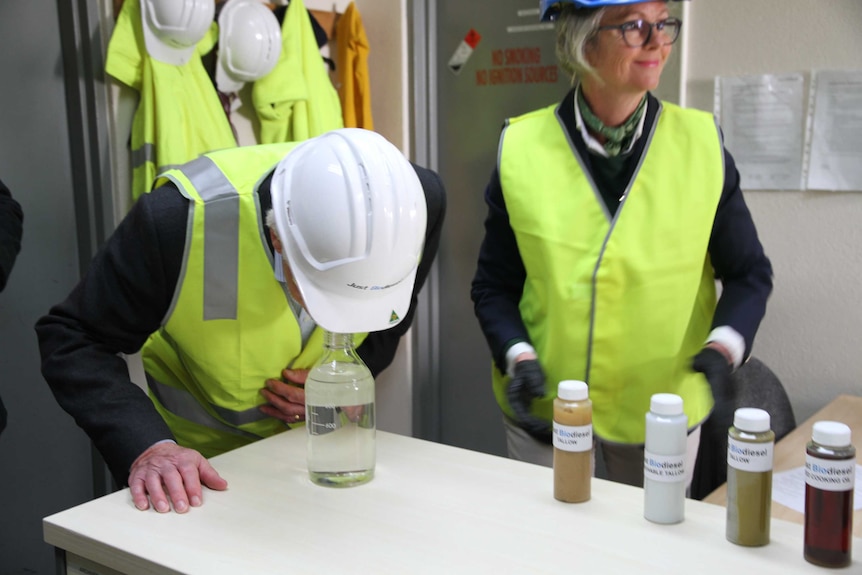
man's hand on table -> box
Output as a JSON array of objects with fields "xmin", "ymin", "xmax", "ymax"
[{"xmin": 128, "ymin": 442, "xmax": 228, "ymax": 513}]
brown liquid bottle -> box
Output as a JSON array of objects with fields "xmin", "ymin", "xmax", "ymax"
[
  {"xmin": 804, "ymin": 420, "xmax": 855, "ymax": 568},
  {"xmin": 553, "ymin": 380, "xmax": 592, "ymax": 503}
]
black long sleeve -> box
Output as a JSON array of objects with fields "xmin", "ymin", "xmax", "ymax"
[
  {"xmin": 0, "ymin": 178, "xmax": 23, "ymax": 292},
  {"xmin": 0, "ymin": 177, "xmax": 23, "ymax": 434}
]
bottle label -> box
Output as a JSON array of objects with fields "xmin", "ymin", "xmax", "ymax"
[
  {"xmin": 643, "ymin": 451, "xmax": 686, "ymax": 482},
  {"xmin": 805, "ymin": 455, "xmax": 856, "ymax": 491},
  {"xmin": 727, "ymin": 437, "xmax": 774, "ymax": 472},
  {"xmin": 553, "ymin": 423, "xmax": 592, "ymax": 452}
]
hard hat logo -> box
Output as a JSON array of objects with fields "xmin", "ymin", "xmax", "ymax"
[{"xmin": 271, "ymin": 129, "xmax": 428, "ymax": 334}]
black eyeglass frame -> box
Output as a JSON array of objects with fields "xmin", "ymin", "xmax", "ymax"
[{"xmin": 596, "ymin": 17, "xmax": 682, "ymax": 48}]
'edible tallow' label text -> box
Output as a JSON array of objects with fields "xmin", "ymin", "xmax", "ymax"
[
  {"xmin": 644, "ymin": 451, "xmax": 686, "ymax": 482},
  {"xmin": 553, "ymin": 423, "xmax": 592, "ymax": 452}
]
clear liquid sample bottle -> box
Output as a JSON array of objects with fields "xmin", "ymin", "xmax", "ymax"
[
  {"xmin": 644, "ymin": 393, "xmax": 687, "ymax": 524},
  {"xmin": 726, "ymin": 407, "xmax": 774, "ymax": 546},
  {"xmin": 553, "ymin": 380, "xmax": 592, "ymax": 503},
  {"xmin": 305, "ymin": 331, "xmax": 375, "ymax": 487},
  {"xmin": 804, "ymin": 420, "xmax": 855, "ymax": 568}
]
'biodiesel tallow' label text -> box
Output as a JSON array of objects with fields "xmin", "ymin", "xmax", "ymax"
[{"xmin": 727, "ymin": 438, "xmax": 774, "ymax": 472}]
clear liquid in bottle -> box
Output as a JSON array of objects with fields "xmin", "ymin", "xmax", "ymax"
[{"xmin": 305, "ymin": 332, "xmax": 376, "ymax": 487}]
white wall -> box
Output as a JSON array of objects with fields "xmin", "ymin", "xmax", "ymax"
[{"xmin": 684, "ymin": 0, "xmax": 862, "ymax": 422}]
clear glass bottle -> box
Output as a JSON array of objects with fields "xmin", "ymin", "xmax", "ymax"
[
  {"xmin": 804, "ymin": 420, "xmax": 855, "ymax": 568},
  {"xmin": 644, "ymin": 393, "xmax": 688, "ymax": 524},
  {"xmin": 553, "ymin": 380, "xmax": 592, "ymax": 503},
  {"xmin": 726, "ymin": 407, "xmax": 774, "ymax": 546},
  {"xmin": 305, "ymin": 331, "xmax": 375, "ymax": 487}
]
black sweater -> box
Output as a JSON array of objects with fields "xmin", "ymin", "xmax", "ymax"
[{"xmin": 472, "ymin": 90, "xmax": 773, "ymax": 374}]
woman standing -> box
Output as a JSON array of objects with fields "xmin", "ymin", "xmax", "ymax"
[{"xmin": 471, "ymin": 0, "xmax": 773, "ymax": 487}]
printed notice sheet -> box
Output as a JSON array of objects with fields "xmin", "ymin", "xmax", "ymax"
[
  {"xmin": 771, "ymin": 465, "xmax": 862, "ymax": 513},
  {"xmin": 805, "ymin": 70, "xmax": 862, "ymax": 191},
  {"xmin": 715, "ymin": 74, "xmax": 806, "ymax": 191}
]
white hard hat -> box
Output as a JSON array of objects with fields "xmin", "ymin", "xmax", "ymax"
[
  {"xmin": 216, "ymin": 0, "xmax": 282, "ymax": 93},
  {"xmin": 271, "ymin": 129, "xmax": 428, "ymax": 334},
  {"xmin": 141, "ymin": 0, "xmax": 215, "ymax": 66}
]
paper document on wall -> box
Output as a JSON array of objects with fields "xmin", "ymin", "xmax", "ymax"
[
  {"xmin": 805, "ymin": 70, "xmax": 862, "ymax": 192},
  {"xmin": 715, "ymin": 74, "xmax": 806, "ymax": 191},
  {"xmin": 771, "ymin": 465, "xmax": 862, "ymax": 513}
]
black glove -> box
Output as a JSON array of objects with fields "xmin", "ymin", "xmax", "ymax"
[
  {"xmin": 507, "ymin": 359, "xmax": 551, "ymax": 442},
  {"xmin": 692, "ymin": 347, "xmax": 735, "ymax": 432}
]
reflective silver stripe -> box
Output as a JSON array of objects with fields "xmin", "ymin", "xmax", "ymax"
[
  {"xmin": 182, "ymin": 156, "xmax": 240, "ymax": 320},
  {"xmin": 131, "ymin": 143, "xmax": 155, "ymax": 169},
  {"xmin": 147, "ymin": 374, "xmax": 269, "ymax": 437}
]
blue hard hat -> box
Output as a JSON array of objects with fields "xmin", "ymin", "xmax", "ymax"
[{"xmin": 540, "ymin": 0, "xmax": 683, "ymax": 22}]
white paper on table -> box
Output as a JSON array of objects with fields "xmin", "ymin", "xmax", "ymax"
[
  {"xmin": 714, "ymin": 73, "xmax": 806, "ymax": 191},
  {"xmin": 805, "ymin": 69, "xmax": 862, "ymax": 192},
  {"xmin": 771, "ymin": 464, "xmax": 862, "ymax": 513}
]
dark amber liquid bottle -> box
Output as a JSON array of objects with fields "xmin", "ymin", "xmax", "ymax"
[{"xmin": 803, "ymin": 421, "xmax": 855, "ymax": 568}]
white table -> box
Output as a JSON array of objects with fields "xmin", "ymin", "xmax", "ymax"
[{"xmin": 44, "ymin": 430, "xmax": 858, "ymax": 574}]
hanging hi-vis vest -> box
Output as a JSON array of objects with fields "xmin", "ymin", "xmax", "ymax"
[
  {"xmin": 495, "ymin": 101, "xmax": 724, "ymax": 444},
  {"xmin": 252, "ymin": 0, "xmax": 343, "ymax": 144},
  {"xmin": 105, "ymin": 0, "xmax": 237, "ymax": 201},
  {"xmin": 142, "ymin": 143, "xmax": 319, "ymax": 457}
]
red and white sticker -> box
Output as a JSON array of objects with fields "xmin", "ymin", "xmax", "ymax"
[{"xmin": 447, "ymin": 29, "xmax": 481, "ymax": 75}]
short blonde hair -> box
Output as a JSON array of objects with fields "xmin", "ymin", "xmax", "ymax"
[{"xmin": 555, "ymin": 5, "xmax": 606, "ymax": 84}]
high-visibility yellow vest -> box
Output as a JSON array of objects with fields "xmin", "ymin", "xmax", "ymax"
[
  {"xmin": 494, "ymin": 101, "xmax": 724, "ymax": 444},
  {"xmin": 106, "ymin": 0, "xmax": 237, "ymax": 201},
  {"xmin": 252, "ymin": 0, "xmax": 343, "ymax": 144},
  {"xmin": 142, "ymin": 143, "xmax": 317, "ymax": 457}
]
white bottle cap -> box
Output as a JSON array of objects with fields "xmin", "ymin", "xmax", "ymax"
[
  {"xmin": 733, "ymin": 407, "xmax": 771, "ymax": 432},
  {"xmin": 650, "ymin": 393, "xmax": 683, "ymax": 416},
  {"xmin": 812, "ymin": 420, "xmax": 852, "ymax": 447},
  {"xmin": 558, "ymin": 380, "xmax": 588, "ymax": 401}
]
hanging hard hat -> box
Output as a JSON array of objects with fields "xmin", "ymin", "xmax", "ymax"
[
  {"xmin": 270, "ymin": 129, "xmax": 428, "ymax": 334},
  {"xmin": 540, "ymin": 0, "xmax": 685, "ymax": 22},
  {"xmin": 141, "ymin": 0, "xmax": 215, "ymax": 66},
  {"xmin": 215, "ymin": 0, "xmax": 282, "ymax": 93}
]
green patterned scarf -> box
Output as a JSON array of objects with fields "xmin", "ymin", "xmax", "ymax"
[{"xmin": 577, "ymin": 88, "xmax": 647, "ymax": 157}]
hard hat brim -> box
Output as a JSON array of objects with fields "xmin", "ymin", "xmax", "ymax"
[
  {"xmin": 142, "ymin": 21, "xmax": 198, "ymax": 66},
  {"xmin": 290, "ymin": 255, "xmax": 419, "ymax": 334}
]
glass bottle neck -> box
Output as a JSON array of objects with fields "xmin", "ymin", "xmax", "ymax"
[{"xmin": 323, "ymin": 330, "xmax": 355, "ymax": 350}]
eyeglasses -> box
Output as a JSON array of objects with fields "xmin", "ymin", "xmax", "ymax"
[{"xmin": 596, "ymin": 17, "xmax": 682, "ymax": 48}]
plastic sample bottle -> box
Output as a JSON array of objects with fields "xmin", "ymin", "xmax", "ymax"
[
  {"xmin": 644, "ymin": 393, "xmax": 688, "ymax": 524},
  {"xmin": 553, "ymin": 380, "xmax": 592, "ymax": 503},
  {"xmin": 305, "ymin": 331, "xmax": 376, "ymax": 487},
  {"xmin": 804, "ymin": 420, "xmax": 856, "ymax": 568},
  {"xmin": 726, "ymin": 407, "xmax": 775, "ymax": 546}
]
